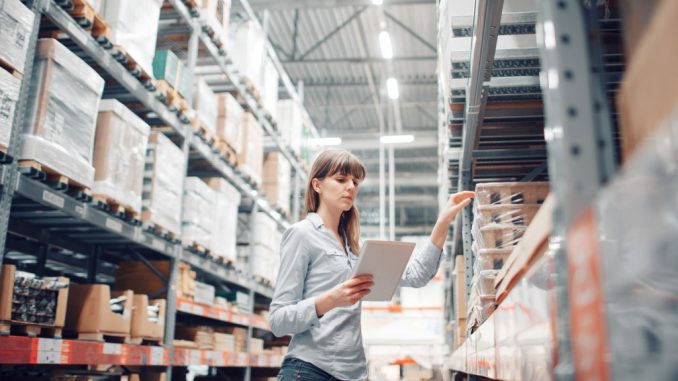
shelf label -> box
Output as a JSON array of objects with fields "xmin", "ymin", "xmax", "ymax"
[
  {"xmin": 150, "ymin": 346, "xmax": 164, "ymax": 365},
  {"xmin": 103, "ymin": 343, "xmax": 122, "ymax": 355},
  {"xmin": 178, "ymin": 301, "xmax": 191, "ymax": 312},
  {"xmin": 105, "ymin": 218, "xmax": 123, "ymax": 233},
  {"xmin": 219, "ymin": 311, "xmax": 229, "ymax": 321},
  {"xmin": 191, "ymin": 305, "xmax": 204, "ymax": 316},
  {"xmin": 190, "ymin": 349, "xmax": 201, "ymax": 364},
  {"xmin": 74, "ymin": 205, "xmax": 85, "ymax": 217},
  {"xmin": 37, "ymin": 338, "xmax": 63, "ymax": 364},
  {"xmin": 153, "ymin": 238, "xmax": 165, "ymax": 251},
  {"xmin": 42, "ymin": 190, "xmax": 64, "ymax": 208},
  {"xmin": 133, "ymin": 228, "xmax": 142, "ymax": 241}
]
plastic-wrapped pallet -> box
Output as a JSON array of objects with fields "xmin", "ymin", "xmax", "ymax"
[
  {"xmin": 99, "ymin": 0, "xmax": 162, "ymax": 77},
  {"xmin": 197, "ymin": 0, "xmax": 232, "ymax": 48},
  {"xmin": 93, "ymin": 99, "xmax": 150, "ymax": 214},
  {"xmin": 250, "ymin": 212, "xmax": 281, "ymax": 283},
  {"xmin": 238, "ymin": 112, "xmax": 263, "ymax": 186},
  {"xmin": 182, "ymin": 177, "xmax": 216, "ymax": 250},
  {"xmin": 229, "ymin": 20, "xmax": 265, "ymax": 89},
  {"xmin": 193, "ymin": 76, "xmax": 218, "ymax": 136},
  {"xmin": 142, "ymin": 132, "xmax": 185, "ymax": 237},
  {"xmin": 474, "ymin": 182, "xmax": 549, "ymax": 206},
  {"xmin": 207, "ymin": 177, "xmax": 241, "ymax": 262},
  {"xmin": 262, "ymin": 152, "xmax": 291, "ymax": 214},
  {"xmin": 153, "ymin": 49, "xmax": 190, "ymax": 99},
  {"xmin": 0, "ymin": 66, "xmax": 21, "ymax": 150},
  {"xmin": 276, "ymin": 99, "xmax": 302, "ymax": 155},
  {"xmin": 261, "ymin": 58, "xmax": 279, "ymax": 120},
  {"xmin": 216, "ymin": 93, "xmax": 243, "ymax": 154},
  {"xmin": 21, "ymin": 38, "xmax": 104, "ymax": 188},
  {"xmin": 0, "ymin": 0, "xmax": 34, "ymax": 75}
]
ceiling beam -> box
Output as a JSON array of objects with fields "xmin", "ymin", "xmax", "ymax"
[
  {"xmin": 341, "ymin": 133, "xmax": 438, "ymax": 150},
  {"xmin": 244, "ymin": 0, "xmax": 435, "ymax": 10},
  {"xmin": 307, "ymin": 100, "xmax": 436, "ymax": 109},
  {"xmin": 280, "ymin": 55, "xmax": 436, "ymax": 64},
  {"xmin": 297, "ymin": 7, "xmax": 367, "ymax": 60},
  {"xmin": 383, "ymin": 10, "xmax": 436, "ymax": 53}
]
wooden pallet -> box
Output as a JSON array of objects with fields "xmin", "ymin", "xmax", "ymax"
[
  {"xmin": 240, "ymin": 77, "xmax": 261, "ymax": 102},
  {"xmin": 92, "ymin": 194, "xmax": 142, "ymax": 225},
  {"xmin": 156, "ymin": 80, "xmax": 186, "ymax": 112},
  {"xmin": 111, "ymin": 45, "xmax": 154, "ymax": 88},
  {"xmin": 140, "ymin": 215, "xmax": 180, "ymax": 243},
  {"xmin": 208, "ymin": 254, "xmax": 234, "ymax": 269},
  {"xmin": 215, "ymin": 139, "xmax": 238, "ymax": 167},
  {"xmin": 185, "ymin": 241, "xmax": 210, "ymax": 256},
  {"xmin": 77, "ymin": 331, "xmax": 131, "ymax": 343},
  {"xmin": 0, "ymin": 145, "xmax": 11, "ymax": 164},
  {"xmin": 0, "ymin": 57, "xmax": 22, "ymax": 79},
  {"xmin": 18, "ymin": 160, "xmax": 92, "ymax": 201},
  {"xmin": 254, "ymin": 275, "xmax": 273, "ymax": 287},
  {"xmin": 190, "ymin": 118, "xmax": 216, "ymax": 146},
  {"xmin": 0, "ymin": 321, "xmax": 63, "ymax": 338},
  {"xmin": 128, "ymin": 337, "xmax": 162, "ymax": 346}
]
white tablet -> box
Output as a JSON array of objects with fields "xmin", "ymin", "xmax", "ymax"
[{"xmin": 351, "ymin": 240, "xmax": 416, "ymax": 302}]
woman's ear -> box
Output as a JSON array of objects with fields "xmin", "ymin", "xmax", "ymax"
[{"xmin": 312, "ymin": 178, "xmax": 321, "ymax": 193}]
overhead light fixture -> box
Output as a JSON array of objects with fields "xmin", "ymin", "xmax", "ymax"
[
  {"xmin": 378, "ymin": 30, "xmax": 393, "ymax": 59},
  {"xmin": 380, "ymin": 134, "xmax": 415, "ymax": 144},
  {"xmin": 308, "ymin": 137, "xmax": 342, "ymax": 146},
  {"xmin": 386, "ymin": 77, "xmax": 399, "ymax": 99},
  {"xmin": 372, "ymin": 0, "xmax": 384, "ymax": 4}
]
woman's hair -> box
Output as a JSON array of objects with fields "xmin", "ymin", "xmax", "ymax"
[{"xmin": 305, "ymin": 149, "xmax": 366, "ymax": 255}]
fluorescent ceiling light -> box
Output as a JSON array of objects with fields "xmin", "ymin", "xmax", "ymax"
[
  {"xmin": 386, "ymin": 77, "xmax": 399, "ymax": 99},
  {"xmin": 380, "ymin": 134, "xmax": 415, "ymax": 144},
  {"xmin": 379, "ymin": 31, "xmax": 393, "ymax": 59},
  {"xmin": 372, "ymin": 0, "xmax": 383, "ymax": 4},
  {"xmin": 308, "ymin": 137, "xmax": 342, "ymax": 146}
]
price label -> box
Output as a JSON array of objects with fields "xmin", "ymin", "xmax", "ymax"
[
  {"xmin": 190, "ymin": 349, "xmax": 201, "ymax": 364},
  {"xmin": 150, "ymin": 346, "xmax": 164, "ymax": 365},
  {"xmin": 42, "ymin": 190, "xmax": 64, "ymax": 208},
  {"xmin": 103, "ymin": 343, "xmax": 122, "ymax": 355},
  {"xmin": 37, "ymin": 338, "xmax": 63, "ymax": 364},
  {"xmin": 74, "ymin": 205, "xmax": 85, "ymax": 216},
  {"xmin": 191, "ymin": 305, "xmax": 204, "ymax": 316},
  {"xmin": 153, "ymin": 238, "xmax": 165, "ymax": 251},
  {"xmin": 219, "ymin": 311, "xmax": 229, "ymax": 321},
  {"xmin": 178, "ymin": 301, "xmax": 191, "ymax": 312},
  {"xmin": 105, "ymin": 218, "xmax": 123, "ymax": 233}
]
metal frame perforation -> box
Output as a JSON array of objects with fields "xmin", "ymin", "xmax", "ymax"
[{"xmin": 536, "ymin": 1, "xmax": 616, "ymax": 380}]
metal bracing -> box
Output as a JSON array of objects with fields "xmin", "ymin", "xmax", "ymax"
[
  {"xmin": 296, "ymin": 7, "xmax": 367, "ymax": 61},
  {"xmin": 244, "ymin": 0, "xmax": 434, "ymax": 9},
  {"xmin": 536, "ymin": 1, "xmax": 616, "ymax": 380},
  {"xmin": 280, "ymin": 55, "xmax": 437, "ymax": 64}
]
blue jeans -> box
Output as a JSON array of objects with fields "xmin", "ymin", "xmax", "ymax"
[{"xmin": 277, "ymin": 357, "xmax": 343, "ymax": 381}]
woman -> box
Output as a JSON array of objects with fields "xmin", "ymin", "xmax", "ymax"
[{"xmin": 269, "ymin": 149, "xmax": 474, "ymax": 381}]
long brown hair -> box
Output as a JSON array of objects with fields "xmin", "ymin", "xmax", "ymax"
[{"xmin": 305, "ymin": 149, "xmax": 366, "ymax": 255}]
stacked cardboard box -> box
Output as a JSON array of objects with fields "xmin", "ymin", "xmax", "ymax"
[
  {"xmin": 193, "ymin": 281, "xmax": 215, "ymax": 306},
  {"xmin": 176, "ymin": 325, "xmax": 215, "ymax": 350},
  {"xmin": 249, "ymin": 337, "xmax": 264, "ymax": 354},
  {"xmin": 468, "ymin": 182, "xmax": 549, "ymax": 332},
  {"xmin": 65, "ymin": 285, "xmax": 133, "ymax": 340},
  {"xmin": 99, "ymin": 0, "xmax": 162, "ymax": 77},
  {"xmin": 216, "ymin": 93, "xmax": 244, "ymax": 155},
  {"xmin": 93, "ymin": 100, "xmax": 150, "ymax": 214},
  {"xmin": 238, "ymin": 112, "xmax": 264, "ymax": 186},
  {"xmin": 262, "ymin": 152, "xmax": 291, "ymax": 214},
  {"xmin": 182, "ymin": 177, "xmax": 216, "ymax": 249},
  {"xmin": 276, "ymin": 100, "xmax": 303, "ymax": 155},
  {"xmin": 21, "ymin": 38, "xmax": 105, "ymax": 188},
  {"xmin": 261, "ymin": 58, "xmax": 279, "ymax": 119},
  {"xmin": 130, "ymin": 296, "xmax": 165, "ymax": 344},
  {"xmin": 193, "ymin": 76, "xmax": 218, "ymax": 136},
  {"xmin": 196, "ymin": 0, "xmax": 232, "ymax": 48},
  {"xmin": 224, "ymin": 327, "xmax": 248, "ymax": 352},
  {"xmin": 213, "ymin": 332, "xmax": 235, "ymax": 352},
  {"xmin": 153, "ymin": 49, "xmax": 190, "ymax": 99},
  {"xmin": 142, "ymin": 132, "xmax": 185, "ymax": 237},
  {"xmin": 249, "ymin": 213, "xmax": 281, "ymax": 283},
  {"xmin": 114, "ymin": 261, "xmax": 196, "ymax": 300},
  {"xmin": 0, "ymin": 65, "xmax": 21, "ymax": 151},
  {"xmin": 207, "ymin": 178, "xmax": 241, "ymax": 262},
  {"xmin": 229, "ymin": 20, "xmax": 265, "ymax": 91}
]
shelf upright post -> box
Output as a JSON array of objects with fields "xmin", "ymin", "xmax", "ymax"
[
  {"xmin": 244, "ymin": 289, "xmax": 255, "ymax": 381},
  {"xmin": 0, "ymin": 0, "xmax": 43, "ymax": 262},
  {"xmin": 535, "ymin": 2, "xmax": 616, "ymax": 380}
]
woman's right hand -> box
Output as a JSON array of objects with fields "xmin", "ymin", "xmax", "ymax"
[{"xmin": 315, "ymin": 275, "xmax": 373, "ymax": 317}]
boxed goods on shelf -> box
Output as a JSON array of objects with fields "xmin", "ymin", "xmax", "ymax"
[
  {"xmin": 65, "ymin": 285, "xmax": 133, "ymax": 340},
  {"xmin": 176, "ymin": 325, "xmax": 215, "ymax": 350},
  {"xmin": 130, "ymin": 373, "xmax": 167, "ymax": 381},
  {"xmin": 130, "ymin": 295, "xmax": 165, "ymax": 344},
  {"xmin": 453, "ymin": 255, "xmax": 466, "ymax": 318},
  {"xmin": 21, "ymin": 38, "xmax": 105, "ymax": 188},
  {"xmin": 0, "ymin": 0, "xmax": 34, "ymax": 75},
  {"xmin": 193, "ymin": 281, "xmax": 215, "ymax": 306},
  {"xmin": 115, "ymin": 261, "xmax": 196, "ymax": 300},
  {"xmin": 193, "ymin": 76, "xmax": 218, "ymax": 136},
  {"xmin": 142, "ymin": 132, "xmax": 185, "ymax": 237},
  {"xmin": 472, "ymin": 224, "xmax": 526, "ymax": 250},
  {"xmin": 250, "ymin": 337, "xmax": 264, "ymax": 354},
  {"xmin": 473, "ymin": 247, "xmax": 512, "ymax": 272},
  {"xmin": 473, "ymin": 204, "xmax": 541, "ymax": 227},
  {"xmin": 617, "ymin": 0, "xmax": 678, "ymax": 161},
  {"xmin": 261, "ymin": 58, "xmax": 279, "ymax": 119},
  {"xmin": 216, "ymin": 93, "xmax": 244, "ymax": 155},
  {"xmin": 276, "ymin": 99, "xmax": 302, "ymax": 155},
  {"xmin": 182, "ymin": 177, "xmax": 216, "ymax": 250},
  {"xmin": 93, "ymin": 99, "xmax": 150, "ymax": 215},
  {"xmin": 153, "ymin": 49, "xmax": 190, "ymax": 98},
  {"xmin": 0, "ymin": 264, "xmax": 69, "ymax": 334},
  {"xmin": 224, "ymin": 326, "xmax": 248, "ymax": 352},
  {"xmin": 99, "ymin": 0, "xmax": 162, "ymax": 77},
  {"xmin": 196, "ymin": 0, "xmax": 232, "ymax": 48},
  {"xmin": 230, "ymin": 20, "xmax": 265, "ymax": 91},
  {"xmin": 238, "ymin": 112, "xmax": 264, "ymax": 186},
  {"xmin": 249, "ymin": 212, "xmax": 282, "ymax": 283},
  {"xmin": 474, "ymin": 182, "xmax": 549, "ymax": 206},
  {"xmin": 0, "ymin": 66, "xmax": 21, "ymax": 150},
  {"xmin": 207, "ymin": 178, "xmax": 241, "ymax": 262},
  {"xmin": 213, "ymin": 332, "xmax": 235, "ymax": 352},
  {"xmin": 262, "ymin": 152, "xmax": 291, "ymax": 214}
]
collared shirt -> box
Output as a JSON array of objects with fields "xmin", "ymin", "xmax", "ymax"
[{"xmin": 269, "ymin": 212, "xmax": 443, "ymax": 380}]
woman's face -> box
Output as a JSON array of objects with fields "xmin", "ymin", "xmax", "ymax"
[{"xmin": 314, "ymin": 172, "xmax": 360, "ymax": 212}]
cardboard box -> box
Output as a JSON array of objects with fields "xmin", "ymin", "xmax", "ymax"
[
  {"xmin": 193, "ymin": 76, "xmax": 217, "ymax": 135},
  {"xmin": 262, "ymin": 152, "xmax": 291, "ymax": 214},
  {"xmin": 176, "ymin": 325, "xmax": 214, "ymax": 350},
  {"xmin": 114, "ymin": 261, "xmax": 195, "ymax": 299},
  {"xmin": 224, "ymin": 327, "xmax": 248, "ymax": 352},
  {"xmin": 206, "ymin": 178, "xmax": 240, "ymax": 262},
  {"xmin": 93, "ymin": 99, "xmax": 150, "ymax": 213},
  {"xmin": 21, "ymin": 39, "xmax": 104, "ymax": 188},
  {"xmin": 193, "ymin": 281, "xmax": 215, "ymax": 306},
  {"xmin": 131, "ymin": 295, "xmax": 165, "ymax": 344},
  {"xmin": 182, "ymin": 177, "xmax": 216, "ymax": 249},
  {"xmin": 213, "ymin": 332, "xmax": 235, "ymax": 352},
  {"xmin": 0, "ymin": 0, "xmax": 34, "ymax": 74},
  {"xmin": 130, "ymin": 373, "xmax": 167, "ymax": 381},
  {"xmin": 65, "ymin": 285, "xmax": 133, "ymax": 338},
  {"xmin": 229, "ymin": 20, "xmax": 265, "ymax": 89},
  {"xmin": 0, "ymin": 66, "xmax": 21, "ymax": 149},
  {"xmin": 237, "ymin": 112, "xmax": 263, "ymax": 185},
  {"xmin": 453, "ymin": 255, "xmax": 466, "ymax": 318},
  {"xmin": 216, "ymin": 93, "xmax": 243, "ymax": 154},
  {"xmin": 474, "ymin": 182, "xmax": 549, "ymax": 206},
  {"xmin": 0, "ymin": 264, "xmax": 69, "ymax": 329},
  {"xmin": 152, "ymin": 49, "xmax": 189, "ymax": 97},
  {"xmin": 276, "ymin": 100, "xmax": 302, "ymax": 155},
  {"xmin": 617, "ymin": 0, "xmax": 678, "ymax": 161},
  {"xmin": 249, "ymin": 337, "xmax": 264, "ymax": 354},
  {"xmin": 142, "ymin": 132, "xmax": 185, "ymax": 236},
  {"xmin": 197, "ymin": 0, "xmax": 232, "ymax": 48}
]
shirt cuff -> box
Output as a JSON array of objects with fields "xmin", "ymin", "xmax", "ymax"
[
  {"xmin": 299, "ymin": 296, "xmax": 321, "ymax": 328},
  {"xmin": 422, "ymin": 239, "xmax": 444, "ymax": 267}
]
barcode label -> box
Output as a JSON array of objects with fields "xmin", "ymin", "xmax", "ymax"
[
  {"xmin": 42, "ymin": 191, "xmax": 64, "ymax": 208},
  {"xmin": 103, "ymin": 343, "xmax": 122, "ymax": 355},
  {"xmin": 150, "ymin": 346, "xmax": 164, "ymax": 365},
  {"xmin": 153, "ymin": 239, "xmax": 165, "ymax": 251},
  {"xmin": 105, "ymin": 218, "xmax": 123, "ymax": 232}
]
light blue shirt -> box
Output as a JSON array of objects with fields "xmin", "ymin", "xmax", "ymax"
[{"xmin": 269, "ymin": 212, "xmax": 443, "ymax": 380}]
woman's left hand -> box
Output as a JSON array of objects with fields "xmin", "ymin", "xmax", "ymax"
[{"xmin": 438, "ymin": 191, "xmax": 475, "ymax": 224}]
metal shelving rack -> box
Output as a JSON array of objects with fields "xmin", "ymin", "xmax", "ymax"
[
  {"xmin": 439, "ymin": 0, "xmax": 623, "ymax": 379},
  {"xmin": 0, "ymin": 0, "xmax": 309, "ymax": 379}
]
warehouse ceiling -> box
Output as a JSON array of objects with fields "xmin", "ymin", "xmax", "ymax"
[{"xmin": 249, "ymin": 0, "xmax": 439, "ymax": 237}]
